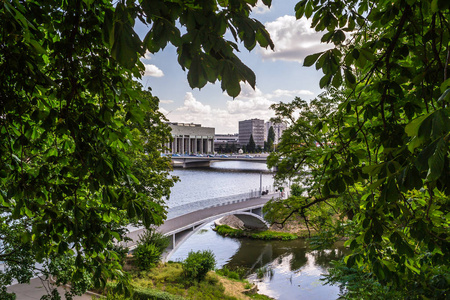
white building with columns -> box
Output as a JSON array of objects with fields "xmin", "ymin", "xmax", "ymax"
[{"xmin": 166, "ymin": 122, "xmax": 215, "ymax": 154}]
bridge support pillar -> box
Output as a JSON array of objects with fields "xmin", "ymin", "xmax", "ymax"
[
  {"xmin": 182, "ymin": 160, "xmax": 211, "ymax": 168},
  {"xmin": 249, "ymin": 207, "xmax": 263, "ymax": 217}
]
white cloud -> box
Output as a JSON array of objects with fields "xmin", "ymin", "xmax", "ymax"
[
  {"xmin": 260, "ymin": 15, "xmax": 332, "ymax": 63},
  {"xmin": 159, "ymin": 99, "xmax": 174, "ymax": 104},
  {"xmin": 229, "ymin": 83, "xmax": 315, "ymax": 101},
  {"xmin": 163, "ymin": 86, "xmax": 315, "ymax": 133},
  {"xmin": 144, "ymin": 51, "xmax": 152, "ymax": 60},
  {"xmin": 269, "ymin": 89, "xmax": 314, "ymax": 98},
  {"xmin": 233, "ymin": 83, "xmax": 264, "ymax": 99},
  {"xmin": 162, "ymin": 92, "xmax": 274, "ymax": 133},
  {"xmin": 253, "ymin": 0, "xmax": 271, "ymax": 14},
  {"xmin": 176, "ymin": 92, "xmax": 212, "ymax": 114},
  {"xmin": 227, "ymin": 97, "xmax": 275, "ymax": 115},
  {"xmin": 158, "ymin": 106, "xmax": 170, "ymax": 116},
  {"xmin": 144, "ymin": 64, "xmax": 164, "ymax": 77}
]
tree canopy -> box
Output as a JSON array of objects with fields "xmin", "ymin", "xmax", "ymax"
[
  {"xmin": 0, "ymin": 0, "xmax": 273, "ymax": 298},
  {"xmin": 247, "ymin": 134, "xmax": 256, "ymax": 153},
  {"xmin": 267, "ymin": 125, "xmax": 275, "ymax": 152},
  {"xmin": 266, "ymin": 0, "xmax": 449, "ymax": 298}
]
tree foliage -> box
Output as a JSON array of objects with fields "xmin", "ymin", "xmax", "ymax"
[
  {"xmin": 266, "ymin": 0, "xmax": 450, "ymax": 297},
  {"xmin": 0, "ymin": 0, "xmax": 273, "ymax": 298},
  {"xmin": 182, "ymin": 250, "xmax": 216, "ymax": 282},
  {"xmin": 247, "ymin": 134, "xmax": 256, "ymax": 153},
  {"xmin": 267, "ymin": 126, "xmax": 275, "ymax": 152}
]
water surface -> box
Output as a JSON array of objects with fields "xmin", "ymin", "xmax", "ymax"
[{"xmin": 167, "ymin": 161, "xmax": 346, "ymax": 300}]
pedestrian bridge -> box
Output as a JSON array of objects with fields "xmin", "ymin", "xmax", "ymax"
[{"xmin": 124, "ymin": 190, "xmax": 277, "ymax": 261}]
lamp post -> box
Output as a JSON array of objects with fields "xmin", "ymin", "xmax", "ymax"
[{"xmin": 259, "ymin": 172, "xmax": 262, "ymax": 196}]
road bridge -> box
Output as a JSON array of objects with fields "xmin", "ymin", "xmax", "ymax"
[
  {"xmin": 124, "ymin": 191, "xmax": 278, "ymax": 261},
  {"xmin": 171, "ymin": 155, "xmax": 268, "ymax": 168}
]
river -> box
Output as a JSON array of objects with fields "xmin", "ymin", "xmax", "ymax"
[{"xmin": 166, "ymin": 160, "xmax": 347, "ymax": 300}]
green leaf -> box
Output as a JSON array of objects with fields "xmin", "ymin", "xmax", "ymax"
[
  {"xmin": 303, "ymin": 52, "xmax": 323, "ymax": 67},
  {"xmin": 187, "ymin": 55, "xmax": 207, "ymax": 89},
  {"xmin": 426, "ymin": 138, "xmax": 446, "ymax": 181},
  {"xmin": 440, "ymin": 80, "xmax": 450, "ymax": 93},
  {"xmin": 344, "ymin": 68, "xmax": 356, "ymax": 86},
  {"xmin": 438, "ymin": 88, "xmax": 450, "ymax": 102},
  {"xmin": 362, "ymin": 163, "xmax": 385, "ymax": 175},
  {"xmin": 367, "ymin": 178, "xmax": 385, "ymax": 190},
  {"xmin": 405, "ymin": 113, "xmax": 431, "ymax": 137},
  {"xmin": 111, "ymin": 4, "xmax": 142, "ymax": 69},
  {"xmin": 416, "ymin": 138, "xmax": 439, "ymax": 171},
  {"xmin": 319, "ymin": 74, "xmax": 331, "ymax": 88}
]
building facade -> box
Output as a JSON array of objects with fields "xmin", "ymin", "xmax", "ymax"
[
  {"xmin": 214, "ymin": 133, "xmax": 239, "ymax": 152},
  {"xmin": 238, "ymin": 119, "xmax": 265, "ymax": 148},
  {"xmin": 165, "ymin": 122, "xmax": 215, "ymax": 154},
  {"xmin": 265, "ymin": 121, "xmax": 287, "ymax": 145}
]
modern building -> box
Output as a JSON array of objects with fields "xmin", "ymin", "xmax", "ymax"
[
  {"xmin": 238, "ymin": 119, "xmax": 265, "ymax": 148},
  {"xmin": 265, "ymin": 121, "xmax": 287, "ymax": 145},
  {"xmin": 214, "ymin": 133, "xmax": 239, "ymax": 152},
  {"xmin": 165, "ymin": 122, "xmax": 215, "ymax": 154}
]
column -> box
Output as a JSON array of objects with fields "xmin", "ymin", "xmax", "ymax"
[
  {"xmin": 175, "ymin": 137, "xmax": 178, "ymax": 153},
  {"xmin": 181, "ymin": 136, "xmax": 185, "ymax": 155},
  {"xmin": 188, "ymin": 137, "xmax": 191, "ymax": 154},
  {"xmin": 200, "ymin": 137, "xmax": 203, "ymax": 153}
]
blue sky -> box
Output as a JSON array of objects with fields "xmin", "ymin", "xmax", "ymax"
[{"xmin": 135, "ymin": 0, "xmax": 330, "ymax": 133}]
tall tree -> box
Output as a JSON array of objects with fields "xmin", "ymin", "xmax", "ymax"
[
  {"xmin": 266, "ymin": 0, "xmax": 449, "ymax": 298},
  {"xmin": 0, "ymin": 0, "xmax": 273, "ymax": 298},
  {"xmin": 267, "ymin": 125, "xmax": 275, "ymax": 152},
  {"xmin": 247, "ymin": 134, "xmax": 256, "ymax": 153}
]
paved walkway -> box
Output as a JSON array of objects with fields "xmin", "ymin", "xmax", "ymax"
[
  {"xmin": 125, "ymin": 191, "xmax": 279, "ymax": 245},
  {"xmin": 7, "ymin": 278, "xmax": 95, "ymax": 300}
]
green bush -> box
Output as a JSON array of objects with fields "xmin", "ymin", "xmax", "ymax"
[
  {"xmin": 182, "ymin": 250, "xmax": 216, "ymax": 281},
  {"xmin": 132, "ymin": 287, "xmax": 185, "ymax": 300},
  {"xmin": 134, "ymin": 243, "xmax": 161, "ymax": 270},
  {"xmin": 216, "ymin": 266, "xmax": 246, "ymax": 280},
  {"xmin": 215, "ymin": 225, "xmax": 298, "ymax": 241},
  {"xmin": 138, "ymin": 229, "xmax": 170, "ymax": 254}
]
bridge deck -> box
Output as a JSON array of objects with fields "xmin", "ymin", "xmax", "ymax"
[
  {"xmin": 171, "ymin": 156, "xmax": 267, "ymax": 162},
  {"xmin": 125, "ymin": 192, "xmax": 277, "ymax": 245}
]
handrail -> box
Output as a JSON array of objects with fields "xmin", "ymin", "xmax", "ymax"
[{"xmin": 166, "ymin": 185, "xmax": 273, "ymax": 219}]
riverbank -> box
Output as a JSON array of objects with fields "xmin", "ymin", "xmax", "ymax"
[
  {"xmin": 214, "ymin": 215, "xmax": 314, "ymax": 240},
  {"xmin": 106, "ymin": 261, "xmax": 274, "ymax": 300}
]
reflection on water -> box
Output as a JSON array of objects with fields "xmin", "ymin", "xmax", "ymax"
[{"xmin": 170, "ymin": 223, "xmax": 349, "ymax": 300}]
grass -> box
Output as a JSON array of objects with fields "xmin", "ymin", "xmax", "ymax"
[
  {"xmin": 106, "ymin": 262, "xmax": 273, "ymax": 300},
  {"xmin": 215, "ymin": 225, "xmax": 300, "ymax": 240}
]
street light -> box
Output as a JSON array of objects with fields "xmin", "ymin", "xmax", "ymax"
[{"xmin": 259, "ymin": 172, "xmax": 262, "ymax": 196}]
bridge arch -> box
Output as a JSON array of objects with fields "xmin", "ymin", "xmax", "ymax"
[
  {"xmin": 123, "ymin": 191, "xmax": 279, "ymax": 262},
  {"xmin": 163, "ymin": 208, "xmax": 269, "ymax": 262}
]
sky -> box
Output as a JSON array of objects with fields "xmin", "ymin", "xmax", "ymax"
[{"xmin": 134, "ymin": 0, "xmax": 331, "ymax": 134}]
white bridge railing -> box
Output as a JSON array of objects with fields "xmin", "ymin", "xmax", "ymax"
[{"xmin": 166, "ymin": 185, "xmax": 274, "ymax": 219}]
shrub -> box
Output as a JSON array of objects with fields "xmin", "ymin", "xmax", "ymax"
[
  {"xmin": 134, "ymin": 243, "xmax": 161, "ymax": 270},
  {"xmin": 132, "ymin": 287, "xmax": 185, "ymax": 300},
  {"xmin": 138, "ymin": 229, "xmax": 170, "ymax": 254},
  {"xmin": 215, "ymin": 224, "xmax": 244, "ymax": 237},
  {"xmin": 216, "ymin": 266, "xmax": 246, "ymax": 280},
  {"xmin": 182, "ymin": 250, "xmax": 216, "ymax": 281},
  {"xmin": 215, "ymin": 225, "xmax": 298, "ymax": 240}
]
